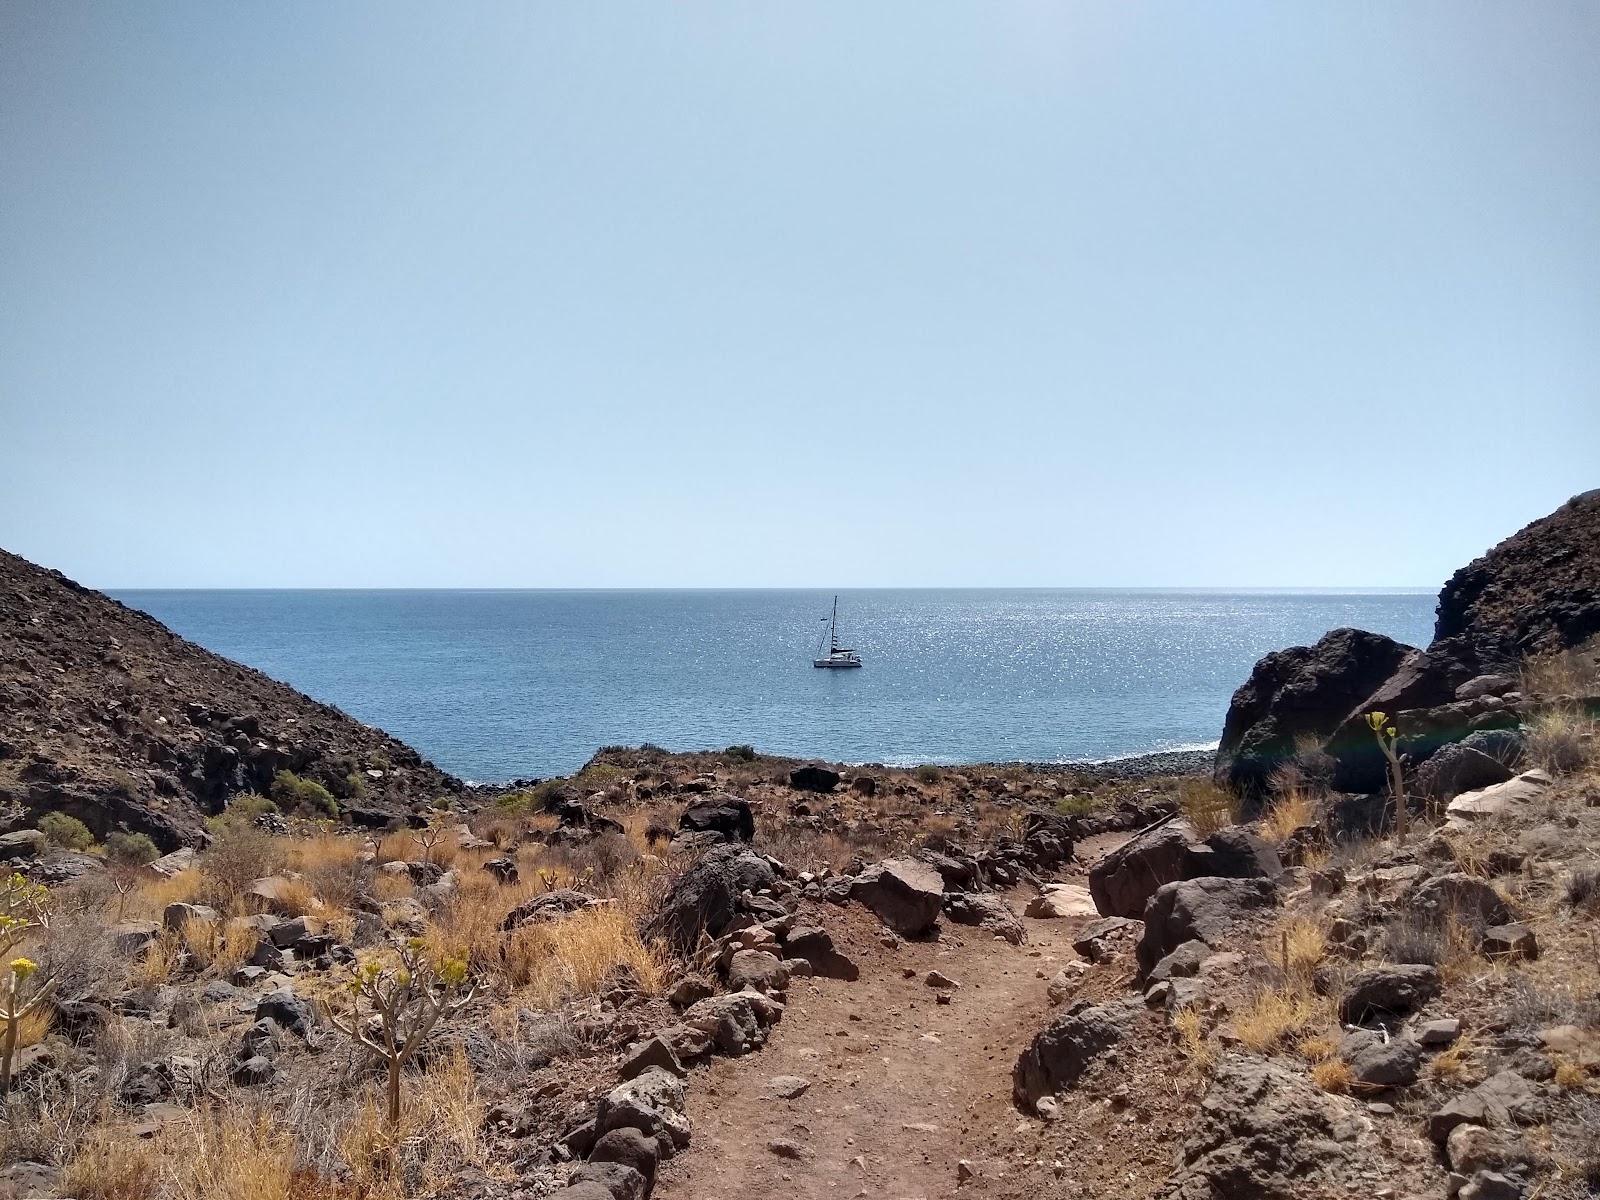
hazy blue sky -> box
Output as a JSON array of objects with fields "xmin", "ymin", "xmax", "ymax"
[{"xmin": 3, "ymin": 3, "xmax": 1596, "ymax": 589}]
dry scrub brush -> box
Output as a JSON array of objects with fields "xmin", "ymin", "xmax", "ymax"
[
  {"xmin": 1178, "ymin": 779, "xmax": 1239, "ymax": 837},
  {"xmin": 1526, "ymin": 706, "xmax": 1596, "ymax": 777},
  {"xmin": 1260, "ymin": 787, "xmax": 1317, "ymax": 846},
  {"xmin": 503, "ymin": 906, "xmax": 666, "ymax": 1008}
]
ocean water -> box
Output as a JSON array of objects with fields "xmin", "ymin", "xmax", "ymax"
[{"xmin": 111, "ymin": 589, "xmax": 1436, "ymax": 782}]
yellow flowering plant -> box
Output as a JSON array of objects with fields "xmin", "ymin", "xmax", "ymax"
[
  {"xmin": 1366, "ymin": 711, "xmax": 1409, "ymax": 844},
  {"xmin": 319, "ymin": 940, "xmax": 475, "ymax": 1128}
]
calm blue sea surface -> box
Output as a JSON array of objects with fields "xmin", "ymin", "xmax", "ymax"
[{"xmin": 110, "ymin": 589, "xmax": 1435, "ymax": 782}]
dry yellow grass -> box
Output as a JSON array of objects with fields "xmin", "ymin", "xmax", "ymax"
[
  {"xmin": 181, "ymin": 916, "xmax": 259, "ymax": 975},
  {"xmin": 1428, "ymin": 1034, "xmax": 1477, "ymax": 1081},
  {"xmin": 1526, "ymin": 706, "xmax": 1596, "ymax": 776},
  {"xmin": 1275, "ymin": 914, "xmax": 1329, "ymax": 980},
  {"xmin": 131, "ymin": 929, "xmax": 183, "ymax": 986},
  {"xmin": 1554, "ymin": 1058, "xmax": 1588, "ymax": 1091},
  {"xmin": 130, "ymin": 868, "xmax": 205, "ymax": 918},
  {"xmin": 256, "ymin": 877, "xmax": 323, "ymax": 920},
  {"xmin": 169, "ymin": 1110, "xmax": 298, "ymax": 1200},
  {"xmin": 291, "ymin": 833, "xmax": 361, "ymax": 873},
  {"xmin": 1172, "ymin": 1006, "xmax": 1214, "ymax": 1072},
  {"xmin": 504, "ymin": 905, "xmax": 665, "ymax": 1007},
  {"xmin": 1296, "ymin": 1033, "xmax": 1337, "ymax": 1062},
  {"xmin": 1299, "ymin": 846, "xmax": 1331, "ymax": 871},
  {"xmin": 372, "ymin": 871, "xmax": 415, "ymax": 901},
  {"xmin": 1260, "ymin": 788, "xmax": 1316, "ymax": 845},
  {"xmin": 16, "ymin": 1000, "xmax": 52, "ymax": 1048},
  {"xmin": 1522, "ymin": 644, "xmax": 1600, "ymax": 697},
  {"xmin": 1178, "ymin": 779, "xmax": 1239, "ymax": 837},
  {"xmin": 337, "ymin": 1046, "xmax": 488, "ymax": 1198},
  {"xmin": 61, "ymin": 1126, "xmax": 163, "ymax": 1200},
  {"xmin": 1233, "ymin": 987, "xmax": 1323, "ymax": 1052},
  {"xmin": 1311, "ymin": 1058, "xmax": 1353, "ymax": 1093}
]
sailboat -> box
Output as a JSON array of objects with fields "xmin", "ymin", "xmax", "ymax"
[{"xmin": 813, "ymin": 595, "xmax": 863, "ymax": 668}]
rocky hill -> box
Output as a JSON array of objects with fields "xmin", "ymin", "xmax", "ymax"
[
  {"xmin": 0, "ymin": 548, "xmax": 461, "ymax": 850},
  {"xmin": 1435, "ymin": 488, "xmax": 1600, "ymax": 669}
]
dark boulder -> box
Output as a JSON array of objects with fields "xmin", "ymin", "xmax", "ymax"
[
  {"xmin": 1339, "ymin": 1029, "xmax": 1422, "ymax": 1087},
  {"xmin": 788, "ymin": 764, "xmax": 841, "ymax": 793},
  {"xmin": 1338, "ymin": 964, "xmax": 1441, "ymax": 1024},
  {"xmin": 1188, "ymin": 826, "xmax": 1282, "ymax": 882},
  {"xmin": 1018, "ymin": 810, "xmax": 1075, "ymax": 871},
  {"xmin": 568, "ymin": 1162, "xmax": 645, "ymax": 1200},
  {"xmin": 1136, "ymin": 877, "xmax": 1278, "ymax": 979},
  {"xmin": 1071, "ymin": 915, "xmax": 1142, "ymax": 962},
  {"xmin": 647, "ymin": 843, "xmax": 777, "ymax": 953},
  {"xmin": 1415, "ymin": 743, "xmax": 1515, "ymax": 802},
  {"xmin": 1088, "ymin": 821, "xmax": 1193, "ymax": 918},
  {"xmin": 783, "ymin": 925, "xmax": 859, "ymax": 980},
  {"xmin": 1161, "ymin": 1055, "xmax": 1366, "ymax": 1198},
  {"xmin": 1214, "ymin": 628, "xmax": 1416, "ymax": 799},
  {"xmin": 678, "ymin": 794, "xmax": 755, "ymax": 844},
  {"xmin": 850, "ymin": 857, "xmax": 944, "ymax": 936},
  {"xmin": 588, "ymin": 1127, "xmax": 660, "ymax": 1192},
  {"xmin": 499, "ymin": 889, "xmax": 601, "ymax": 931},
  {"xmin": 1410, "ymin": 873, "xmax": 1513, "ymax": 928},
  {"xmin": 1322, "ymin": 645, "xmax": 1477, "ymax": 791}
]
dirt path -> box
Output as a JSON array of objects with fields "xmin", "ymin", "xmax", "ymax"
[{"xmin": 654, "ymin": 891, "xmax": 1090, "ymax": 1200}]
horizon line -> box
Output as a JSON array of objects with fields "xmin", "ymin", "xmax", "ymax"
[{"xmin": 105, "ymin": 583, "xmax": 1440, "ymax": 594}]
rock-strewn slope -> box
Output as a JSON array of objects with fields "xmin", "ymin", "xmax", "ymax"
[
  {"xmin": 1436, "ymin": 488, "xmax": 1600, "ymax": 668},
  {"xmin": 0, "ymin": 548, "xmax": 460, "ymax": 848}
]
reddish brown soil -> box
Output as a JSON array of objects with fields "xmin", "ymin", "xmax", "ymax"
[{"xmin": 656, "ymin": 896, "xmax": 1084, "ymax": 1200}]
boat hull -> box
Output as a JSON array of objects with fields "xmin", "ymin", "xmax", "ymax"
[{"xmin": 813, "ymin": 658, "xmax": 862, "ymax": 669}]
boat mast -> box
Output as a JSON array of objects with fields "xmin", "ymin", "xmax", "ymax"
[{"xmin": 830, "ymin": 595, "xmax": 840, "ymax": 653}]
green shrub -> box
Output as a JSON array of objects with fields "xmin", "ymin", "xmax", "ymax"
[
  {"xmin": 575, "ymin": 763, "xmax": 625, "ymax": 791},
  {"xmin": 225, "ymin": 793, "xmax": 281, "ymax": 821},
  {"xmin": 724, "ymin": 744, "xmax": 757, "ymax": 763},
  {"xmin": 531, "ymin": 779, "xmax": 566, "ymax": 809},
  {"xmin": 269, "ymin": 771, "xmax": 339, "ymax": 818},
  {"xmin": 914, "ymin": 764, "xmax": 942, "ymax": 785},
  {"xmin": 39, "ymin": 812, "xmax": 95, "ymax": 851},
  {"xmin": 495, "ymin": 790, "xmax": 535, "ymax": 814},
  {"xmin": 1055, "ymin": 794, "xmax": 1097, "ymax": 818},
  {"xmin": 104, "ymin": 831, "xmax": 159, "ymax": 866}
]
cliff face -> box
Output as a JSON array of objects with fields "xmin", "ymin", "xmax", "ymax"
[
  {"xmin": 0, "ymin": 549, "xmax": 461, "ymax": 849},
  {"xmin": 1433, "ymin": 489, "xmax": 1600, "ymax": 670}
]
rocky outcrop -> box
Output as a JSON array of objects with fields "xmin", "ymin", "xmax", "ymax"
[
  {"xmin": 647, "ymin": 843, "xmax": 778, "ymax": 953},
  {"xmin": 1089, "ymin": 821, "xmax": 1194, "ymax": 918},
  {"xmin": 0, "ymin": 548, "xmax": 458, "ymax": 849},
  {"xmin": 1214, "ymin": 628, "xmax": 1418, "ymax": 798},
  {"xmin": 1090, "ymin": 822, "xmax": 1280, "ymax": 919},
  {"xmin": 1435, "ymin": 489, "xmax": 1600, "ymax": 668},
  {"xmin": 1161, "ymin": 1055, "xmax": 1367, "ymax": 1199},
  {"xmin": 1415, "ymin": 743, "xmax": 1514, "ymax": 802},
  {"xmin": 1012, "ymin": 998, "xmax": 1141, "ymax": 1111},
  {"xmin": 1338, "ymin": 964, "xmax": 1441, "ymax": 1024},
  {"xmin": 787, "ymin": 764, "xmax": 840, "ymax": 793},
  {"xmin": 1214, "ymin": 492, "xmax": 1600, "ymax": 800}
]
